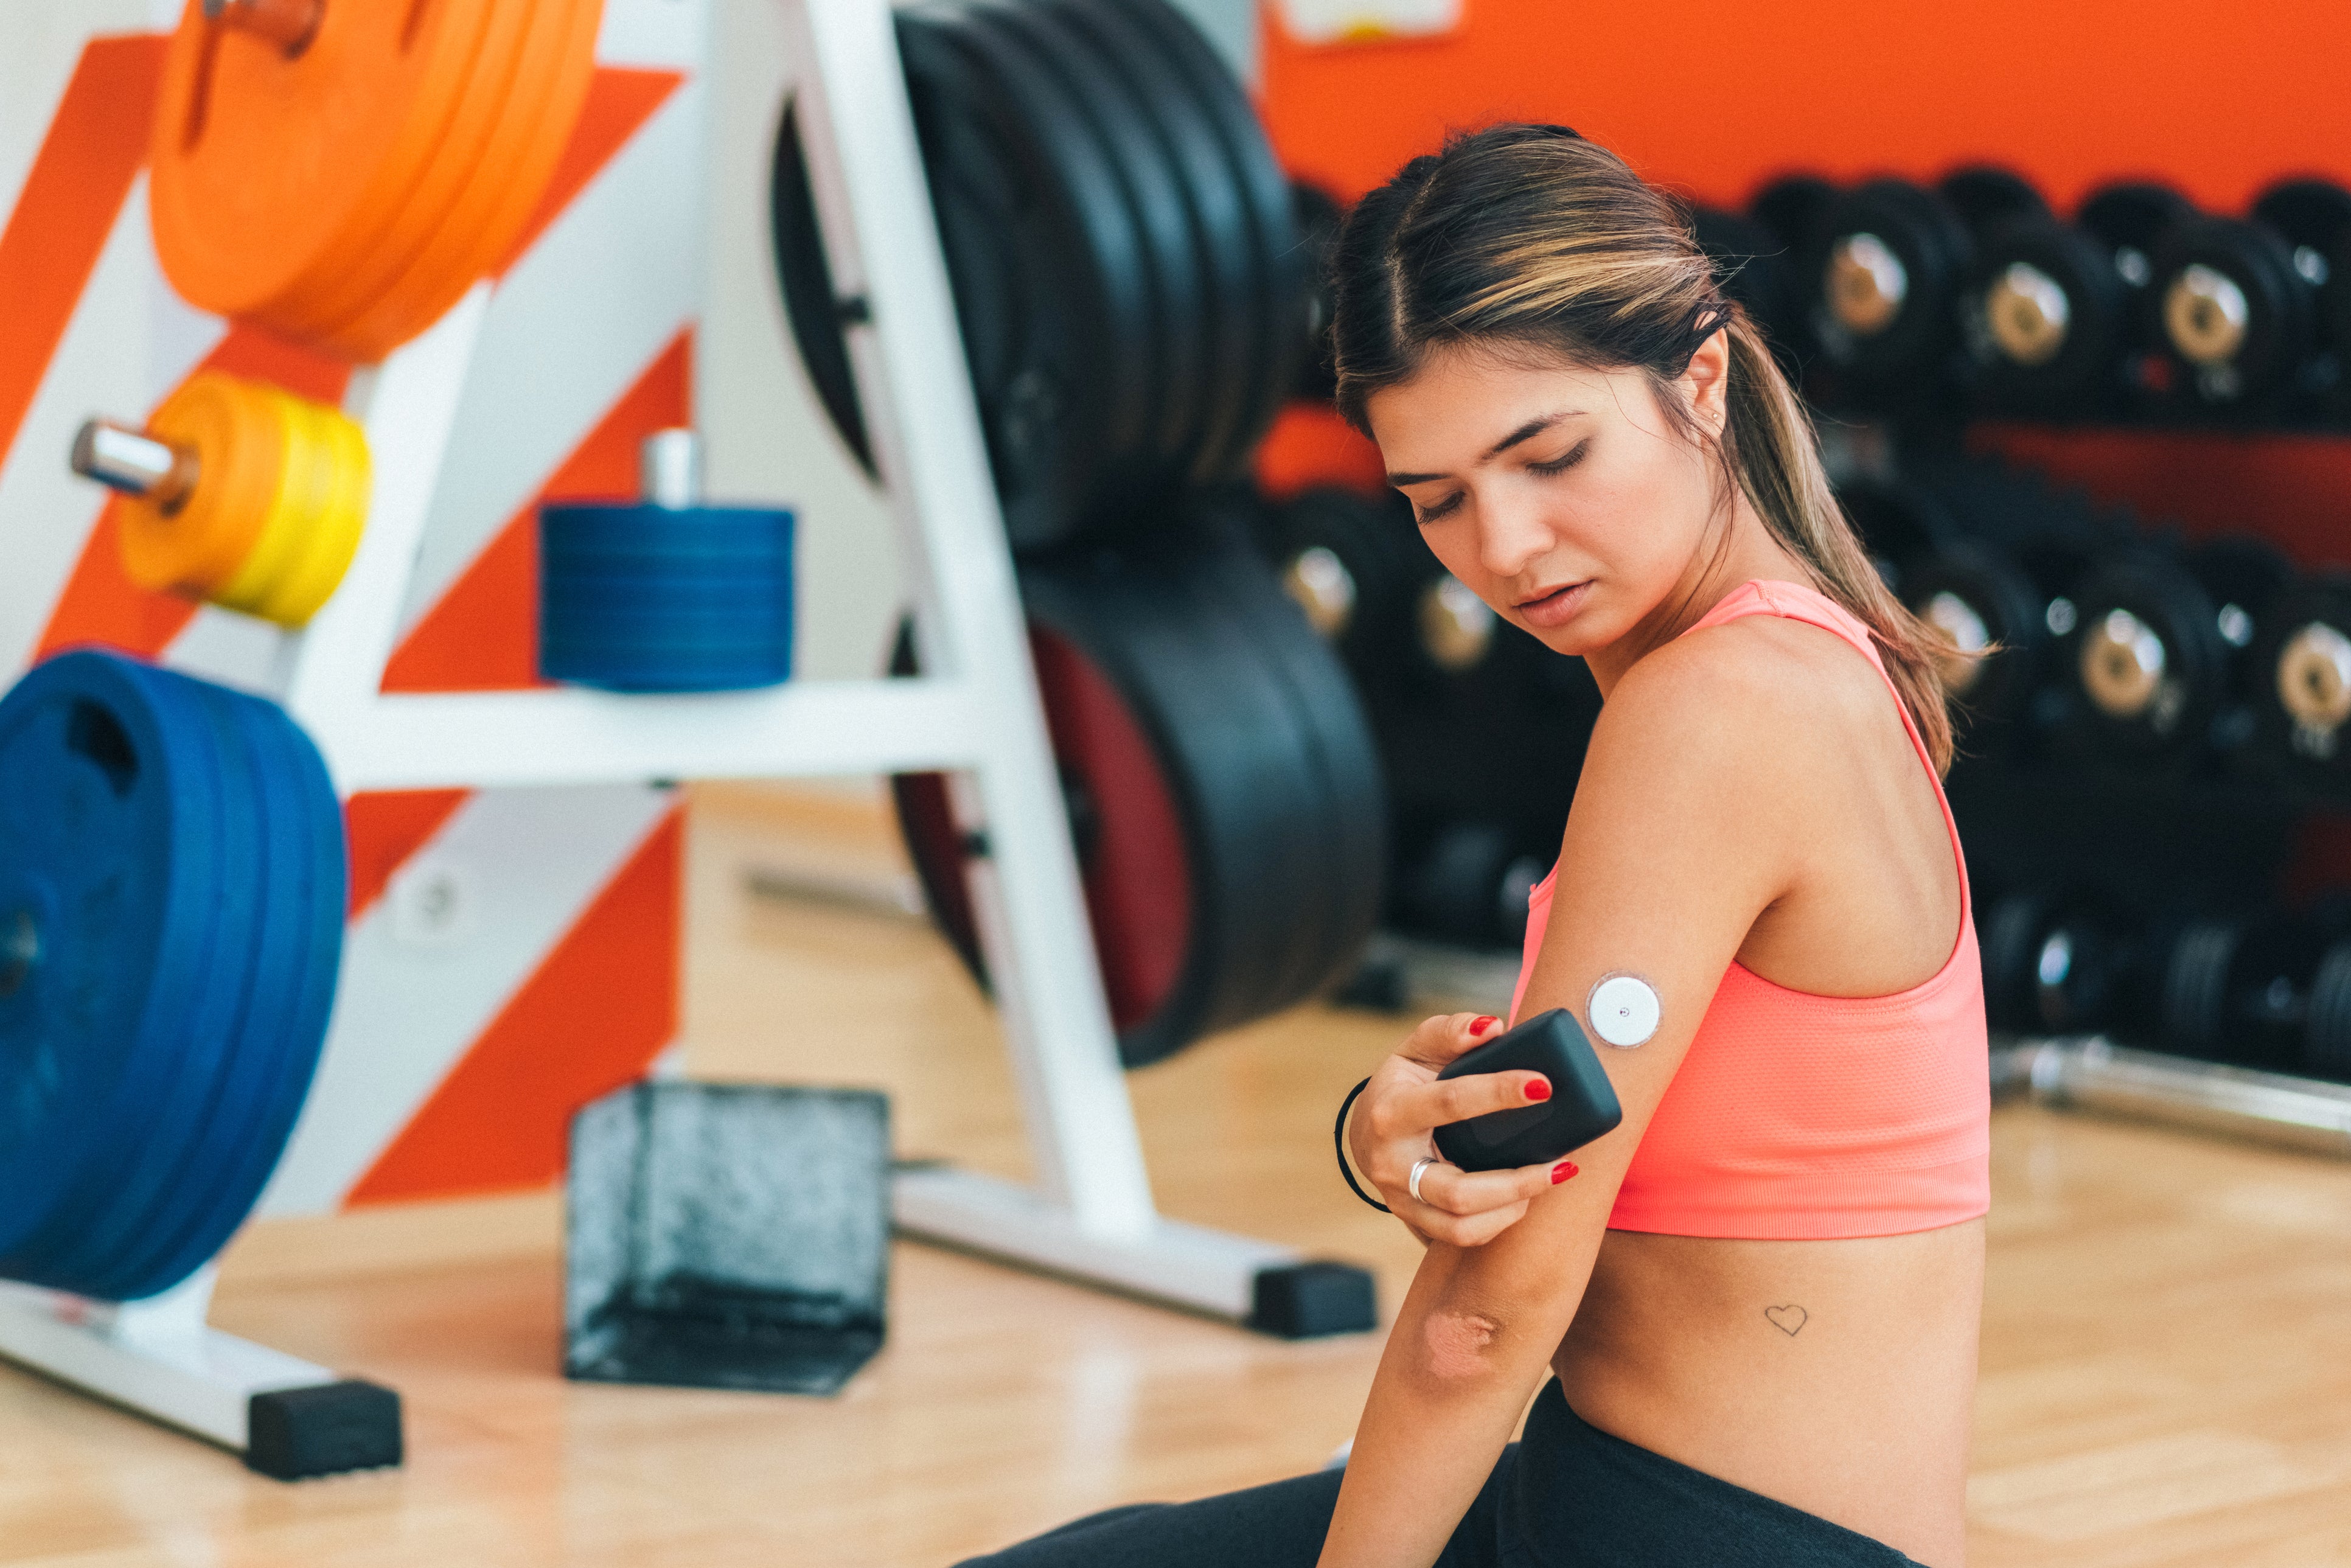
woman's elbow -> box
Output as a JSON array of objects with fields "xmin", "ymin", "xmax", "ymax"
[{"xmin": 1409, "ymin": 1301, "xmax": 1527, "ymax": 1390}]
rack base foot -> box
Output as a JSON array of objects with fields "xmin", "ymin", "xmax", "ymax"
[{"xmin": 894, "ymin": 1167, "xmax": 1378, "ymax": 1334}]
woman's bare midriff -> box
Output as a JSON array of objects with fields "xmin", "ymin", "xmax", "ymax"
[{"xmin": 1553, "ymin": 1222, "xmax": 1984, "ymax": 1567}]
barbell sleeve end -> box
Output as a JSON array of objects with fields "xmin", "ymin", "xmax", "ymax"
[
  {"xmin": 202, "ymin": 0, "xmax": 324, "ymax": 55},
  {"xmin": 72, "ymin": 419, "xmax": 198, "ymax": 509}
]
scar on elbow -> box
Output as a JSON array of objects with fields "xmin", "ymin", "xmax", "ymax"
[{"xmin": 1422, "ymin": 1309, "xmax": 1506, "ymax": 1380}]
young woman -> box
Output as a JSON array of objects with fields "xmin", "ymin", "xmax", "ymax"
[{"xmin": 960, "ymin": 125, "xmax": 1987, "ymax": 1568}]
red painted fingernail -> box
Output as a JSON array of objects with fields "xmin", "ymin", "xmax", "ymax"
[
  {"xmin": 1524, "ymin": 1079, "xmax": 1551, "ymax": 1102},
  {"xmin": 1471, "ymin": 1016, "xmax": 1498, "ymax": 1036},
  {"xmin": 1552, "ymin": 1162, "xmax": 1578, "ymax": 1184}
]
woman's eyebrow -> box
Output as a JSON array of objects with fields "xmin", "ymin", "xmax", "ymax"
[{"xmin": 1385, "ymin": 411, "xmax": 1584, "ymax": 486}]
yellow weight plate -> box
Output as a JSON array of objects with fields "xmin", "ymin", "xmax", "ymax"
[
  {"xmin": 214, "ymin": 387, "xmax": 331, "ymax": 618},
  {"xmin": 254, "ymin": 402, "xmax": 371, "ymax": 626},
  {"xmin": 119, "ymin": 372, "xmax": 284, "ymax": 600}
]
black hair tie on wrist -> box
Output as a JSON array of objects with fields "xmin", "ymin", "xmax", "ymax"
[{"xmin": 1335, "ymin": 1076, "xmax": 1390, "ymax": 1213}]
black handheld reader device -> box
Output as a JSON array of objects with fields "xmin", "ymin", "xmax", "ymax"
[{"xmin": 1432, "ymin": 1008, "xmax": 1623, "ymax": 1172}]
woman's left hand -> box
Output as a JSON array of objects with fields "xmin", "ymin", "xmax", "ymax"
[{"xmin": 1347, "ymin": 1012, "xmax": 1576, "ymax": 1246}]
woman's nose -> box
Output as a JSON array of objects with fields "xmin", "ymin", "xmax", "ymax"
[{"xmin": 1477, "ymin": 500, "xmax": 1553, "ymax": 580}]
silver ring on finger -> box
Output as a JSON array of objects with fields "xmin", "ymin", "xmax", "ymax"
[{"xmin": 1409, "ymin": 1155, "xmax": 1441, "ymax": 1205}]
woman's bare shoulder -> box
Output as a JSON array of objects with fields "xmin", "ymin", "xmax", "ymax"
[{"xmin": 1594, "ymin": 612, "xmax": 1881, "ymax": 765}]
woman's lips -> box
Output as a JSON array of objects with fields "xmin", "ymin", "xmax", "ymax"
[{"xmin": 1516, "ymin": 580, "xmax": 1591, "ymax": 629}]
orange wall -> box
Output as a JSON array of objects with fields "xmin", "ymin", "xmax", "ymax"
[{"xmin": 1256, "ymin": 0, "xmax": 2351, "ymax": 565}]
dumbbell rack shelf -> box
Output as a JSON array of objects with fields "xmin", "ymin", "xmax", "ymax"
[{"xmin": 1991, "ymin": 1037, "xmax": 2351, "ymax": 1157}]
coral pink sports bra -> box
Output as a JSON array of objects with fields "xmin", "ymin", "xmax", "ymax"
[{"xmin": 1509, "ymin": 580, "xmax": 1989, "ymax": 1239}]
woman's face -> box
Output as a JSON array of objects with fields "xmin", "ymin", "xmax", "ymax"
[{"xmin": 1364, "ymin": 337, "xmax": 1729, "ymax": 658}]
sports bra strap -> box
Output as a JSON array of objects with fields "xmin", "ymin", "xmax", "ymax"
[{"xmin": 1682, "ymin": 580, "xmax": 1970, "ymax": 917}]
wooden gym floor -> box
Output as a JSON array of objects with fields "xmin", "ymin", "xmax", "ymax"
[{"xmin": 7, "ymin": 785, "xmax": 2351, "ymax": 1566}]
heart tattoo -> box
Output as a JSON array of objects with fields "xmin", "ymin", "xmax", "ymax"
[{"xmin": 1764, "ymin": 1304, "xmax": 1808, "ymax": 1337}]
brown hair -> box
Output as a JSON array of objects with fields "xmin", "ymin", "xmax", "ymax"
[{"xmin": 1329, "ymin": 124, "xmax": 1963, "ymax": 772}]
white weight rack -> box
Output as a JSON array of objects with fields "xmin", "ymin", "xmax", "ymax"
[{"xmin": 0, "ymin": 0, "xmax": 1335, "ymax": 1470}]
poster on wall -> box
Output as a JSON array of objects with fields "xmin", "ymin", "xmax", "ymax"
[{"xmin": 1274, "ymin": 0, "xmax": 1463, "ymax": 46}]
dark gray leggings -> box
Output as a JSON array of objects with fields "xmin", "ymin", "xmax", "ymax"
[{"xmin": 955, "ymin": 1382, "xmax": 1922, "ymax": 1567}]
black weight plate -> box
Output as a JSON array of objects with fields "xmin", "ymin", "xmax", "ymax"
[
  {"xmin": 122, "ymin": 683, "xmax": 346, "ymax": 1297},
  {"xmin": 2063, "ymin": 545, "xmax": 2232, "ymax": 764},
  {"xmin": 1028, "ymin": 539, "xmax": 1331, "ymax": 1053},
  {"xmin": 1104, "ymin": 0, "xmax": 1303, "ymax": 479},
  {"xmin": 1967, "ymin": 212, "xmax": 2133, "ymax": 415},
  {"xmin": 770, "ymin": 103, "xmax": 874, "ymax": 476},
  {"xmin": 1290, "ymin": 180, "xmax": 1346, "ymax": 400},
  {"xmin": 2159, "ymin": 916, "xmax": 2242, "ymax": 1057},
  {"xmin": 958, "ymin": 3, "xmax": 1171, "ymax": 476},
  {"xmin": 1834, "ymin": 474, "xmax": 1959, "ymax": 596},
  {"xmin": 2147, "ymin": 216, "xmax": 2311, "ymax": 409},
  {"xmin": 1006, "ymin": 0, "xmax": 1211, "ymax": 473},
  {"xmin": 2303, "ymin": 939, "xmax": 2351, "ymax": 1080},
  {"xmin": 0, "ymin": 653, "xmax": 229, "ymax": 1274},
  {"xmin": 1903, "ymin": 537, "xmax": 2047, "ymax": 733},
  {"xmin": 1811, "ymin": 178, "xmax": 1973, "ymax": 385},
  {"xmin": 890, "ymin": 530, "xmax": 1381, "ymax": 1066},
  {"xmin": 1260, "ymin": 484, "xmax": 1429, "ymax": 678},
  {"xmin": 1172, "ymin": 504, "xmax": 1384, "ymax": 1019},
  {"xmin": 2078, "ymin": 181, "xmax": 2195, "ymax": 264},
  {"xmin": 883, "ymin": 10, "xmax": 1121, "ymax": 549},
  {"xmin": 1688, "ymin": 205, "xmax": 1795, "ymax": 357},
  {"xmin": 1036, "ymin": 0, "xmax": 1267, "ymax": 484},
  {"xmin": 1936, "ymin": 165, "xmax": 2049, "ymax": 234}
]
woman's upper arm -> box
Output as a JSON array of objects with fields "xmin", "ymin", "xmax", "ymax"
[{"xmin": 1430, "ymin": 632, "xmax": 1809, "ymax": 1311}]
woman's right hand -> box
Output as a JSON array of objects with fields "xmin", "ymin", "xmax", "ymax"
[{"xmin": 1346, "ymin": 1012, "xmax": 1580, "ymax": 1247}]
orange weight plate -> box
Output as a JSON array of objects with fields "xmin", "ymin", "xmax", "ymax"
[
  {"xmin": 278, "ymin": 0, "xmax": 542, "ymax": 346},
  {"xmin": 149, "ymin": 0, "xmax": 497, "ymax": 347},
  {"xmin": 321, "ymin": 0, "xmax": 605, "ymax": 360},
  {"xmin": 119, "ymin": 372, "xmax": 286, "ymax": 601}
]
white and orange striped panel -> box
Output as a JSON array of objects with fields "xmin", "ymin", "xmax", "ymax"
[{"xmin": 0, "ymin": 2, "xmax": 706, "ymax": 1217}]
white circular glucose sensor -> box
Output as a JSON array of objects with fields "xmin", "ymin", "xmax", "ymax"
[{"xmin": 1587, "ymin": 974, "xmax": 1660, "ymax": 1048}]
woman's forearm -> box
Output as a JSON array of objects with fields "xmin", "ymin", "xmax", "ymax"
[{"xmin": 1317, "ymin": 1246, "xmax": 1586, "ymax": 1568}]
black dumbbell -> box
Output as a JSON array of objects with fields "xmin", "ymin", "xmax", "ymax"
[
  {"xmin": 2063, "ymin": 533, "xmax": 2293, "ymax": 767},
  {"xmin": 1257, "ymin": 485, "xmax": 1427, "ymax": 679},
  {"xmin": 2145, "ymin": 178, "xmax": 2351, "ymax": 415},
  {"xmin": 1966, "ymin": 181, "xmax": 2196, "ymax": 417},
  {"xmin": 1834, "ymin": 472, "xmax": 1960, "ymax": 596},
  {"xmin": 1395, "ymin": 819, "xmax": 1550, "ymax": 950},
  {"xmin": 1809, "ymin": 166, "xmax": 2049, "ymax": 405},
  {"xmin": 1691, "ymin": 199, "xmax": 1808, "ymax": 374},
  {"xmin": 1904, "ymin": 459, "xmax": 2115, "ymax": 742},
  {"xmin": 2300, "ymin": 929, "xmax": 2351, "ymax": 1081},
  {"xmin": 2161, "ymin": 902, "xmax": 2351, "ymax": 1069},
  {"xmin": 2251, "ymin": 571, "xmax": 2351, "ymax": 796},
  {"xmin": 1981, "ymin": 890, "xmax": 2128, "ymax": 1037}
]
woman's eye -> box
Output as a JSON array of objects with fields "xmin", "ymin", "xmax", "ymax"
[
  {"xmin": 1412, "ymin": 492, "xmax": 1463, "ymax": 525},
  {"xmin": 1529, "ymin": 440, "xmax": 1589, "ymax": 476}
]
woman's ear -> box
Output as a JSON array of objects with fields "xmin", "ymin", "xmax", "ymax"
[{"xmin": 1680, "ymin": 328, "xmax": 1732, "ymax": 435}]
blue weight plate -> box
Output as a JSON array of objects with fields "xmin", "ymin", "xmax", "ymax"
[
  {"xmin": 542, "ymin": 546, "xmax": 794, "ymax": 576},
  {"xmin": 78, "ymin": 681, "xmax": 309, "ymax": 1298},
  {"xmin": 540, "ymin": 594, "xmax": 790, "ymax": 630},
  {"xmin": 542, "ymin": 569, "xmax": 793, "ymax": 602},
  {"xmin": 540, "ymin": 504, "xmax": 794, "ymax": 556},
  {"xmin": 0, "ymin": 653, "xmax": 231, "ymax": 1272},
  {"xmin": 543, "ymin": 650, "xmax": 793, "ymax": 692},
  {"xmin": 118, "ymin": 686, "xmax": 345, "ymax": 1297},
  {"xmin": 540, "ymin": 606, "xmax": 793, "ymax": 642},
  {"xmin": 13, "ymin": 674, "xmax": 267, "ymax": 1297}
]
